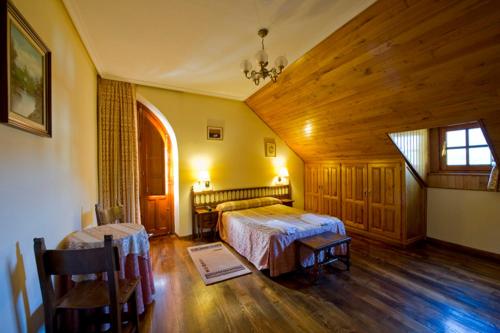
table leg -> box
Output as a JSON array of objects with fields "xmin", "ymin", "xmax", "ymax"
[
  {"xmin": 193, "ymin": 215, "xmax": 198, "ymax": 240},
  {"xmin": 346, "ymin": 241, "xmax": 351, "ymax": 271},
  {"xmin": 312, "ymin": 250, "xmax": 320, "ymax": 283},
  {"xmin": 196, "ymin": 218, "xmax": 201, "ymax": 240},
  {"xmin": 296, "ymin": 244, "xmax": 301, "ymax": 271},
  {"xmin": 198, "ymin": 216, "xmax": 203, "ymax": 240},
  {"xmin": 192, "ymin": 215, "xmax": 196, "ymax": 240}
]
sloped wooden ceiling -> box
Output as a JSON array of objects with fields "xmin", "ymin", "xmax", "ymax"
[{"xmin": 246, "ymin": 0, "xmax": 500, "ymax": 162}]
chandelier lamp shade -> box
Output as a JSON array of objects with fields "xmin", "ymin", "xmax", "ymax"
[{"xmin": 240, "ymin": 28, "xmax": 288, "ymax": 86}]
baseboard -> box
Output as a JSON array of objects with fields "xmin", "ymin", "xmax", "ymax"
[
  {"xmin": 174, "ymin": 233, "xmax": 192, "ymax": 240},
  {"xmin": 404, "ymin": 235, "xmax": 426, "ymax": 246},
  {"xmin": 148, "ymin": 231, "xmax": 173, "ymax": 238},
  {"xmin": 346, "ymin": 232, "xmax": 395, "ymax": 247},
  {"xmin": 426, "ymin": 237, "xmax": 500, "ymax": 262},
  {"xmin": 345, "ymin": 227, "xmax": 417, "ymax": 248}
]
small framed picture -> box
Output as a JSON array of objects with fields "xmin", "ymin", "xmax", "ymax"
[
  {"xmin": 1, "ymin": 1, "xmax": 52, "ymax": 136},
  {"xmin": 207, "ymin": 126, "xmax": 223, "ymax": 140},
  {"xmin": 264, "ymin": 138, "xmax": 276, "ymax": 157}
]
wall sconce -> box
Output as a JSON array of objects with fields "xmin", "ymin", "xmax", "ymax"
[
  {"xmin": 276, "ymin": 167, "xmax": 289, "ymax": 185},
  {"xmin": 195, "ymin": 170, "xmax": 212, "ymax": 192}
]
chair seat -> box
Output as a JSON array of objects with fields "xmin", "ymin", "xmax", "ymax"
[{"xmin": 57, "ymin": 278, "xmax": 139, "ymax": 310}]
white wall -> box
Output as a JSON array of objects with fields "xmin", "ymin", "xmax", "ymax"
[
  {"xmin": 427, "ymin": 188, "xmax": 500, "ymax": 254},
  {"xmin": 0, "ymin": 0, "xmax": 97, "ymax": 332},
  {"xmin": 136, "ymin": 85, "xmax": 304, "ymax": 237}
]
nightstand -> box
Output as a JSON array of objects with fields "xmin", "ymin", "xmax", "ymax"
[
  {"xmin": 194, "ymin": 208, "xmax": 219, "ymax": 240},
  {"xmin": 281, "ymin": 199, "xmax": 294, "ymax": 207}
]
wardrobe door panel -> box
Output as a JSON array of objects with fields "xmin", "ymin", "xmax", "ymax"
[
  {"xmin": 342, "ymin": 164, "xmax": 368, "ymax": 230},
  {"xmin": 305, "ymin": 164, "xmax": 321, "ymax": 213},
  {"xmin": 321, "ymin": 164, "xmax": 341, "ymax": 217},
  {"xmin": 368, "ymin": 163, "xmax": 402, "ymax": 240}
]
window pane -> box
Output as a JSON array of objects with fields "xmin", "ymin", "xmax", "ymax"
[
  {"xmin": 468, "ymin": 128, "xmax": 487, "ymax": 146},
  {"xmin": 469, "ymin": 147, "xmax": 492, "ymax": 165},
  {"xmin": 447, "ymin": 148, "xmax": 466, "ymax": 165},
  {"xmin": 446, "ymin": 130, "xmax": 466, "ymax": 147}
]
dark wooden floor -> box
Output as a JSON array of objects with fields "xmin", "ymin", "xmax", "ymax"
[{"xmin": 140, "ymin": 236, "xmax": 500, "ymax": 333}]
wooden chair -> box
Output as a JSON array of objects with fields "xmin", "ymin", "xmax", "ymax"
[
  {"xmin": 34, "ymin": 235, "xmax": 140, "ymax": 333},
  {"xmin": 95, "ymin": 204, "xmax": 125, "ymax": 226}
]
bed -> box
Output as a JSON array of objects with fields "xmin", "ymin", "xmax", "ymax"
[{"xmin": 191, "ymin": 185, "xmax": 347, "ymax": 277}]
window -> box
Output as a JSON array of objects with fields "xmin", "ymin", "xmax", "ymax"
[{"xmin": 440, "ymin": 123, "xmax": 494, "ymax": 172}]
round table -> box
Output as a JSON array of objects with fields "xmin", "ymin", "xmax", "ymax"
[{"xmin": 65, "ymin": 223, "xmax": 155, "ymax": 314}]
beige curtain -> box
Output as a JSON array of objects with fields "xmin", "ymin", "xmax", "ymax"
[
  {"xmin": 98, "ymin": 78, "xmax": 141, "ymax": 224},
  {"xmin": 487, "ymin": 165, "xmax": 499, "ymax": 192}
]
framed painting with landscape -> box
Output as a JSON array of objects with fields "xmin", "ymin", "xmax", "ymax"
[{"xmin": 1, "ymin": 0, "xmax": 51, "ymax": 136}]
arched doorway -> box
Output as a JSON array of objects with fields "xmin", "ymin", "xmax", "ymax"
[{"xmin": 137, "ymin": 101, "xmax": 174, "ymax": 236}]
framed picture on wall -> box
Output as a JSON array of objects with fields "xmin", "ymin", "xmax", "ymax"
[
  {"xmin": 264, "ymin": 138, "xmax": 276, "ymax": 157},
  {"xmin": 207, "ymin": 126, "xmax": 223, "ymax": 140},
  {"xmin": 1, "ymin": 0, "xmax": 52, "ymax": 137}
]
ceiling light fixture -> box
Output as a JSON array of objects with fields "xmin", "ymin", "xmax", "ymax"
[{"xmin": 240, "ymin": 28, "xmax": 288, "ymax": 86}]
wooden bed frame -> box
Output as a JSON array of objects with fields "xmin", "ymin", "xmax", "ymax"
[
  {"xmin": 190, "ymin": 184, "xmax": 292, "ymax": 236},
  {"xmin": 191, "ymin": 184, "xmax": 291, "ymax": 211}
]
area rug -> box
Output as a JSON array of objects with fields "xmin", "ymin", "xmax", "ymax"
[{"xmin": 187, "ymin": 242, "xmax": 252, "ymax": 285}]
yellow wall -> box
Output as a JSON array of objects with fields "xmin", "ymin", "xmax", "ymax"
[
  {"xmin": 427, "ymin": 188, "xmax": 500, "ymax": 254},
  {"xmin": 136, "ymin": 85, "xmax": 304, "ymax": 236},
  {"xmin": 0, "ymin": 0, "xmax": 97, "ymax": 331}
]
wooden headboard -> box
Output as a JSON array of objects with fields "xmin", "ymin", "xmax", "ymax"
[{"xmin": 191, "ymin": 184, "xmax": 291, "ymax": 211}]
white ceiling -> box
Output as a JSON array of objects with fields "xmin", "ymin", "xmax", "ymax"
[{"xmin": 63, "ymin": 0, "xmax": 375, "ymax": 100}]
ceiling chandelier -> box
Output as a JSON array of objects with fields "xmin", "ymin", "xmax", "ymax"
[{"xmin": 240, "ymin": 28, "xmax": 288, "ymax": 86}]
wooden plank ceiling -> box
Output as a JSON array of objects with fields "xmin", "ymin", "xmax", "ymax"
[{"xmin": 246, "ymin": 0, "xmax": 500, "ymax": 162}]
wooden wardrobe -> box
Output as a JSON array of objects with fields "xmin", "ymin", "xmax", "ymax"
[{"xmin": 305, "ymin": 159, "xmax": 426, "ymax": 246}]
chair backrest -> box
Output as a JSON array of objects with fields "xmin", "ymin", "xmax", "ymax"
[
  {"xmin": 34, "ymin": 235, "xmax": 120, "ymax": 333},
  {"xmin": 95, "ymin": 204, "xmax": 124, "ymax": 226}
]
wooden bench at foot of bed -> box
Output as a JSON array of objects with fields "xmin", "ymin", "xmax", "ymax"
[{"xmin": 296, "ymin": 232, "xmax": 351, "ymax": 283}]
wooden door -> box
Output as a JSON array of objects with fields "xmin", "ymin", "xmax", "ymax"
[
  {"xmin": 320, "ymin": 163, "xmax": 341, "ymax": 217},
  {"xmin": 305, "ymin": 164, "xmax": 321, "ymax": 213},
  {"xmin": 368, "ymin": 163, "xmax": 401, "ymax": 240},
  {"xmin": 341, "ymin": 164, "xmax": 368, "ymax": 230},
  {"xmin": 138, "ymin": 103, "xmax": 173, "ymax": 236}
]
